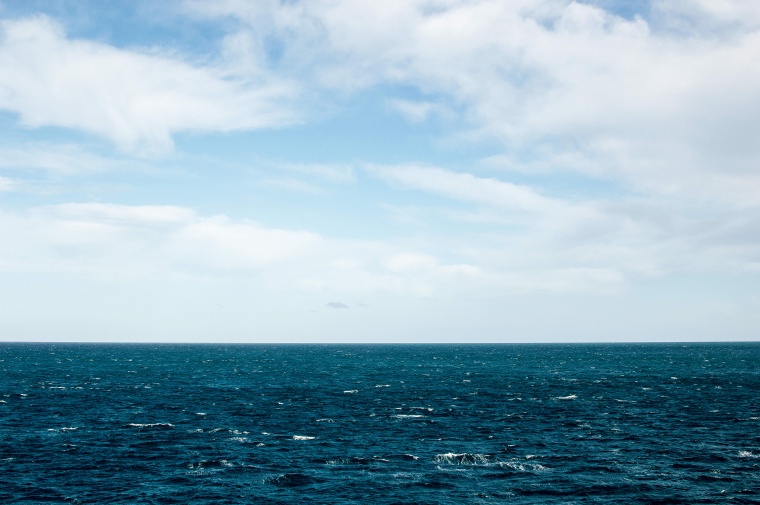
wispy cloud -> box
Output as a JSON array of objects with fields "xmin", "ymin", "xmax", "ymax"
[
  {"xmin": 366, "ymin": 163, "xmax": 565, "ymax": 215},
  {"xmin": 0, "ymin": 143, "xmax": 132, "ymax": 174},
  {"xmin": 0, "ymin": 176, "xmax": 17, "ymax": 192},
  {"xmin": 386, "ymin": 99, "xmax": 451, "ymax": 124}
]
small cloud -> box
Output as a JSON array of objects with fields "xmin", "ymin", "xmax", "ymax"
[
  {"xmin": 387, "ymin": 99, "xmax": 438, "ymax": 123},
  {"xmin": 0, "ymin": 143, "xmax": 123, "ymax": 175},
  {"xmin": 257, "ymin": 177, "xmax": 324, "ymax": 194},
  {"xmin": 326, "ymin": 302, "xmax": 350, "ymax": 309},
  {"xmin": 387, "ymin": 98, "xmax": 456, "ymax": 124},
  {"xmin": 0, "ymin": 176, "xmax": 17, "ymax": 192}
]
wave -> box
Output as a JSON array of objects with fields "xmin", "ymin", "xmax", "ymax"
[
  {"xmin": 738, "ymin": 451, "xmax": 759, "ymax": 458},
  {"xmin": 433, "ymin": 453, "xmax": 548, "ymax": 472},
  {"xmin": 293, "ymin": 435, "xmax": 315, "ymax": 440},
  {"xmin": 325, "ymin": 456, "xmax": 389, "ymax": 466},
  {"xmin": 434, "ymin": 453, "xmax": 490, "ymax": 465},
  {"xmin": 496, "ymin": 461, "xmax": 548, "ymax": 472},
  {"xmin": 188, "ymin": 459, "xmax": 233, "ymax": 470},
  {"xmin": 124, "ymin": 423, "xmax": 174, "ymax": 429}
]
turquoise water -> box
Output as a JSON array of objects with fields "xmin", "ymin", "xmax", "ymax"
[{"xmin": 1, "ymin": 343, "xmax": 759, "ymax": 503}]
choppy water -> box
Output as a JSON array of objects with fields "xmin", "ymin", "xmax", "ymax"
[{"xmin": 1, "ymin": 343, "xmax": 759, "ymax": 504}]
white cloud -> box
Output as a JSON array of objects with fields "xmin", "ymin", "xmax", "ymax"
[
  {"xmin": 6, "ymin": 203, "xmax": 321, "ymax": 276},
  {"xmin": 168, "ymin": 214, "xmax": 321, "ymax": 271},
  {"xmin": 386, "ymin": 99, "xmax": 450, "ymax": 123},
  {"xmin": 365, "ymin": 163, "xmax": 760, "ymax": 281},
  {"xmin": 0, "ymin": 200, "xmax": 638, "ymax": 295},
  {"xmin": 1, "ymin": 1, "xmax": 759, "ymax": 311},
  {"xmin": 248, "ymin": 162, "xmax": 357, "ymax": 195},
  {"xmin": 185, "ymin": 0, "xmax": 760, "ymax": 206},
  {"xmin": 1, "ymin": 196, "xmax": 758, "ymax": 345},
  {"xmin": 0, "ymin": 203, "xmax": 479, "ymax": 293},
  {"xmin": 4, "ymin": 3, "xmax": 756, "ymax": 205},
  {"xmin": 256, "ymin": 177, "xmax": 326, "ymax": 195},
  {"xmin": 0, "ymin": 143, "xmax": 130, "ymax": 174},
  {"xmin": 0, "ymin": 175, "xmax": 16, "ymax": 192},
  {"xmin": 383, "ymin": 252, "xmax": 439, "ymax": 273},
  {"xmin": 652, "ymin": 0, "xmax": 760, "ymax": 33},
  {"xmin": 367, "ymin": 163, "xmax": 566, "ymax": 214},
  {"xmin": 0, "ymin": 16, "xmax": 299, "ymax": 154}
]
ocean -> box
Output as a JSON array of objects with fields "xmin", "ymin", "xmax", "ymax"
[{"xmin": 1, "ymin": 343, "xmax": 759, "ymax": 504}]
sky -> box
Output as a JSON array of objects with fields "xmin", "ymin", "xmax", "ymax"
[{"xmin": 0, "ymin": 0, "xmax": 759, "ymax": 343}]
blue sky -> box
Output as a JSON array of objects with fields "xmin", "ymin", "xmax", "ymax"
[{"xmin": 1, "ymin": 0, "xmax": 759, "ymax": 342}]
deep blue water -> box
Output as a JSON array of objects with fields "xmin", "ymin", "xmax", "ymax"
[{"xmin": 1, "ymin": 343, "xmax": 759, "ymax": 504}]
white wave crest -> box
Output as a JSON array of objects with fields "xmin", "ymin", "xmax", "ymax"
[
  {"xmin": 498, "ymin": 460, "xmax": 548, "ymax": 472},
  {"xmin": 125, "ymin": 423, "xmax": 174, "ymax": 428},
  {"xmin": 293, "ymin": 435, "xmax": 315, "ymax": 440},
  {"xmin": 434, "ymin": 453, "xmax": 490, "ymax": 465}
]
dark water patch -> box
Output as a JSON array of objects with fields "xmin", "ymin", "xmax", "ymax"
[{"xmin": 264, "ymin": 472, "xmax": 323, "ymax": 488}]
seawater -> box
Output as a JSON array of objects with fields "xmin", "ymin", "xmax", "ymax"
[{"xmin": 1, "ymin": 343, "xmax": 759, "ymax": 504}]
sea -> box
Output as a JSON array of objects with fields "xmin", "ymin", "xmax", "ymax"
[{"xmin": 1, "ymin": 343, "xmax": 759, "ymax": 504}]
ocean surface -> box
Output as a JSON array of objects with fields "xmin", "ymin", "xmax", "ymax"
[{"xmin": 1, "ymin": 343, "xmax": 759, "ymax": 504}]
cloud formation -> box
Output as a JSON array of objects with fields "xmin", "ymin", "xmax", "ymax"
[
  {"xmin": 0, "ymin": 175, "xmax": 16, "ymax": 192},
  {"xmin": 0, "ymin": 16, "xmax": 298, "ymax": 154},
  {"xmin": 1, "ymin": 203, "xmax": 321, "ymax": 276},
  {"xmin": 367, "ymin": 163, "xmax": 565, "ymax": 214},
  {"xmin": 1, "ymin": 1, "xmax": 758, "ymax": 341},
  {"xmin": 2, "ymin": 192, "xmax": 757, "ymax": 302},
  {"xmin": 186, "ymin": 0, "xmax": 760, "ymax": 205}
]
